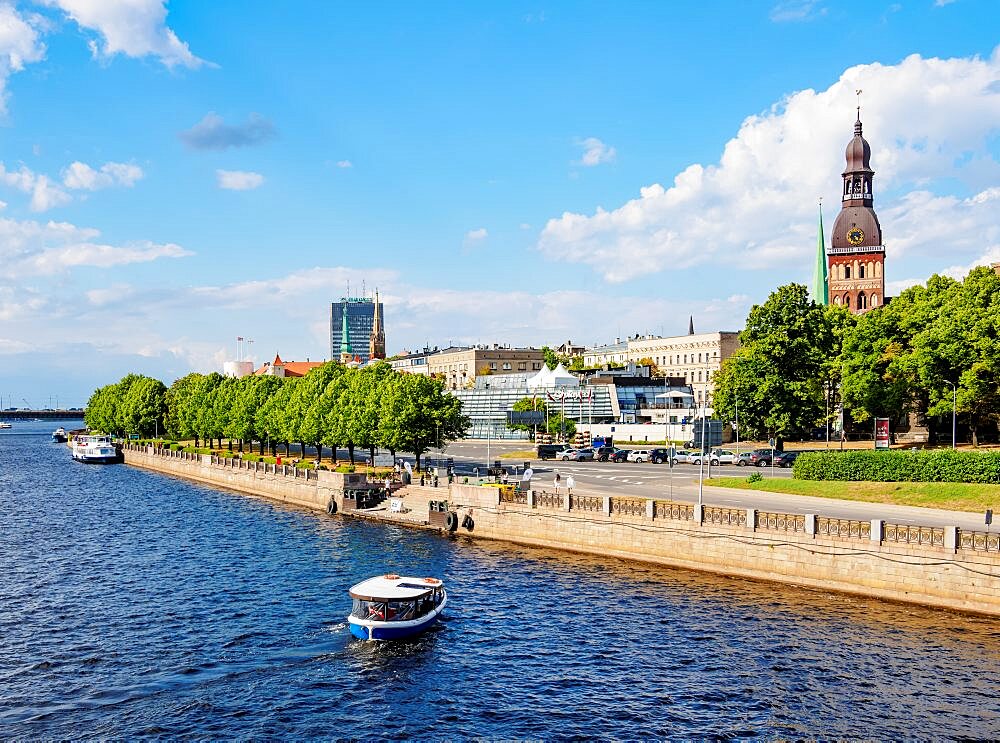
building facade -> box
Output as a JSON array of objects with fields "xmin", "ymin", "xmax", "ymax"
[
  {"xmin": 828, "ymin": 112, "xmax": 885, "ymax": 312},
  {"xmin": 427, "ymin": 345, "xmax": 545, "ymax": 390},
  {"xmin": 329, "ymin": 297, "xmax": 382, "ymax": 364},
  {"xmin": 582, "ymin": 339, "xmax": 629, "ymax": 367},
  {"xmin": 625, "ymin": 331, "xmax": 740, "ymax": 410}
]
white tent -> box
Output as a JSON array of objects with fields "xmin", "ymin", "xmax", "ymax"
[
  {"xmin": 549, "ymin": 363, "xmax": 579, "ymax": 388},
  {"xmin": 526, "ymin": 365, "xmax": 554, "ymax": 388}
]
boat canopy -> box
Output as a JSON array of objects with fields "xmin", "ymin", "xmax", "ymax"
[{"xmin": 348, "ymin": 574, "xmax": 442, "ymax": 601}]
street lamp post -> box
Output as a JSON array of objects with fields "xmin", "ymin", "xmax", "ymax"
[
  {"xmin": 697, "ymin": 398, "xmax": 706, "ymax": 509},
  {"xmin": 946, "ymin": 380, "xmax": 957, "ymax": 449}
]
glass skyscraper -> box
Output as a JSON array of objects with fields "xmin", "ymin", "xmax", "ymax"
[{"xmin": 329, "ymin": 297, "xmax": 382, "ymax": 363}]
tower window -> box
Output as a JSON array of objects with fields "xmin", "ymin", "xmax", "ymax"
[
  {"xmin": 858, "ymin": 292, "xmax": 868, "ymax": 310},
  {"xmin": 844, "ymin": 265, "xmax": 851, "ymax": 279},
  {"xmin": 859, "ymin": 264, "xmax": 866, "ymax": 279},
  {"xmin": 844, "ymin": 295, "xmax": 851, "ymax": 309}
]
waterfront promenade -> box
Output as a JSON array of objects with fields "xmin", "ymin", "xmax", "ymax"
[{"xmin": 124, "ymin": 443, "xmax": 1000, "ymax": 617}]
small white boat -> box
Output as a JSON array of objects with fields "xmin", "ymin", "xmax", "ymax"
[
  {"xmin": 347, "ymin": 574, "xmax": 447, "ymax": 641},
  {"xmin": 52, "ymin": 427, "xmax": 67, "ymax": 443},
  {"xmin": 71, "ymin": 435, "xmax": 121, "ymax": 464},
  {"xmin": 0, "ymin": 422, "xmax": 11, "ymax": 429}
]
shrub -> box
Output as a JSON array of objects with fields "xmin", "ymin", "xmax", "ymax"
[
  {"xmin": 792, "ymin": 449, "xmax": 1000, "ymax": 483},
  {"xmin": 747, "ymin": 471, "xmax": 763, "ymax": 484}
]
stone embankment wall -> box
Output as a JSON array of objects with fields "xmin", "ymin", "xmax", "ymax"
[{"xmin": 124, "ymin": 446, "xmax": 1000, "ymax": 616}]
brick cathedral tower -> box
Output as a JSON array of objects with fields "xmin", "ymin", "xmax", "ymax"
[{"xmin": 828, "ymin": 108, "xmax": 885, "ymax": 313}]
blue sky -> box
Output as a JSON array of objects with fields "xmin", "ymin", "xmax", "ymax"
[{"xmin": 0, "ymin": 0, "xmax": 998, "ymax": 406}]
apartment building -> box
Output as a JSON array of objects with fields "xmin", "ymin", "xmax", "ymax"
[
  {"xmin": 427, "ymin": 345, "xmax": 545, "ymax": 390},
  {"xmin": 626, "ymin": 331, "xmax": 740, "ymax": 409}
]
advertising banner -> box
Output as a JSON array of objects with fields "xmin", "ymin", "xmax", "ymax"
[{"xmin": 875, "ymin": 418, "xmax": 890, "ymax": 449}]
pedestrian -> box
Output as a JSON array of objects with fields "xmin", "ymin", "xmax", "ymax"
[
  {"xmin": 420, "ymin": 472, "xmax": 425, "ymax": 486},
  {"xmin": 384, "ymin": 476, "xmax": 392, "ymax": 495},
  {"xmin": 554, "ymin": 472, "xmax": 562, "ymax": 494},
  {"xmin": 501, "ymin": 469, "xmax": 509, "ymax": 485},
  {"xmin": 433, "ymin": 473, "xmax": 439, "ymax": 488},
  {"xmin": 566, "ymin": 474, "xmax": 575, "ymax": 496}
]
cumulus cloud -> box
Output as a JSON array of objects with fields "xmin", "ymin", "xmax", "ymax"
[
  {"xmin": 577, "ymin": 137, "xmax": 616, "ymax": 166},
  {"xmin": 0, "ymin": 4, "xmax": 46, "ymax": 114},
  {"xmin": 1, "ymin": 160, "xmax": 142, "ymax": 210},
  {"xmin": 216, "ymin": 169, "xmax": 264, "ymax": 191},
  {"xmin": 42, "ymin": 0, "xmax": 205, "ymax": 69},
  {"xmin": 540, "ymin": 49, "xmax": 1000, "ymax": 283},
  {"xmin": 62, "ymin": 160, "xmax": 144, "ymax": 190},
  {"xmin": 180, "ymin": 112, "xmax": 276, "ymax": 150}
]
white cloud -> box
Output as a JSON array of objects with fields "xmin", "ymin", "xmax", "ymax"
[
  {"xmin": 336, "ymin": 160, "xmax": 353, "ymax": 168},
  {"xmin": 769, "ymin": 1, "xmax": 827, "ymax": 22},
  {"xmin": 62, "ymin": 161, "xmax": 143, "ymax": 190},
  {"xmin": 0, "ymin": 4, "xmax": 46, "ymax": 114},
  {"xmin": 520, "ymin": 223, "xmax": 532, "ymax": 230},
  {"xmin": 0, "ymin": 216, "xmax": 190, "ymax": 277},
  {"xmin": 216, "ymin": 169, "xmax": 264, "ymax": 191},
  {"xmin": 540, "ymin": 49, "xmax": 1000, "ymax": 283},
  {"xmin": 577, "ymin": 137, "xmax": 616, "ymax": 166},
  {"xmin": 42, "ymin": 0, "xmax": 205, "ymax": 69},
  {"xmin": 463, "ymin": 227, "xmax": 488, "ymax": 246}
]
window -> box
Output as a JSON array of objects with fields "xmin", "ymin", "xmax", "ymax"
[
  {"xmin": 533, "ymin": 362, "xmax": 541, "ymax": 370},
  {"xmin": 858, "ymin": 292, "xmax": 867, "ymax": 310},
  {"xmin": 490, "ymin": 362, "xmax": 497, "ymax": 370},
  {"xmin": 698, "ymin": 353, "xmax": 702, "ymax": 363},
  {"xmin": 518, "ymin": 362, "xmax": 526, "ymax": 370},
  {"xmin": 844, "ymin": 295, "xmax": 851, "ymax": 309},
  {"xmin": 871, "ymin": 294, "xmax": 879, "ymax": 307},
  {"xmin": 859, "ymin": 264, "xmax": 866, "ymax": 279},
  {"xmin": 502, "ymin": 362, "xmax": 512, "ymax": 370},
  {"xmin": 844, "ymin": 265, "xmax": 851, "ymax": 279}
]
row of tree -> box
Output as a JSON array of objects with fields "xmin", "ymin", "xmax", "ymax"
[
  {"xmin": 712, "ymin": 267, "xmax": 1000, "ymax": 447},
  {"xmin": 86, "ymin": 362, "xmax": 470, "ymax": 467}
]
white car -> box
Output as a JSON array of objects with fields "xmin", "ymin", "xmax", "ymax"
[
  {"xmin": 626, "ymin": 449, "xmax": 651, "ymax": 463},
  {"xmin": 710, "ymin": 449, "xmax": 737, "ymax": 465}
]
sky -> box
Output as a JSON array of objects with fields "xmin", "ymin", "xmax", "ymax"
[{"xmin": 0, "ymin": 0, "xmax": 998, "ymax": 407}]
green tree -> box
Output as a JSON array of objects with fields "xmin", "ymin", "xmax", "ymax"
[
  {"xmin": 508, "ymin": 396, "xmax": 545, "ymax": 435},
  {"xmin": 541, "ymin": 346, "xmax": 559, "ymax": 371},
  {"xmin": 120, "ymin": 375, "xmax": 167, "ymax": 437},
  {"xmin": 712, "ymin": 284, "xmax": 835, "ymax": 449},
  {"xmin": 378, "ymin": 373, "xmax": 469, "ymax": 469}
]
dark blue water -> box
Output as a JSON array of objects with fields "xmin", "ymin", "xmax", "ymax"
[{"xmin": 2, "ymin": 420, "xmax": 999, "ymax": 739}]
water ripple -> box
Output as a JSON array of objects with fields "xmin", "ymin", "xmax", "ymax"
[{"xmin": 1, "ymin": 421, "xmax": 999, "ymax": 739}]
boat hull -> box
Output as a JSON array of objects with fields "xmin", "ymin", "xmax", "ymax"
[
  {"xmin": 347, "ymin": 592, "xmax": 446, "ymax": 641},
  {"xmin": 72, "ymin": 455, "xmax": 121, "ymax": 464}
]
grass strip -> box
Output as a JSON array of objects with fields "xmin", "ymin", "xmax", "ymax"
[{"xmin": 705, "ymin": 477, "xmax": 999, "ymax": 514}]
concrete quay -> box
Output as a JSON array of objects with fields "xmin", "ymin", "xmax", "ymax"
[{"xmin": 123, "ymin": 444, "xmax": 1000, "ymax": 617}]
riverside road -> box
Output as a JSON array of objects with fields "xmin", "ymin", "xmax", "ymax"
[{"xmin": 416, "ymin": 440, "xmax": 990, "ymax": 531}]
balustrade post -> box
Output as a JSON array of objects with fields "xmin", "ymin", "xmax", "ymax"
[
  {"xmin": 564, "ymin": 492, "xmax": 571, "ymax": 512},
  {"xmin": 805, "ymin": 514, "xmax": 816, "ymax": 536},
  {"xmin": 645, "ymin": 499, "xmax": 654, "ymax": 520},
  {"xmin": 527, "ymin": 490, "xmax": 536, "ymax": 508},
  {"xmin": 747, "ymin": 508, "xmax": 756, "ymax": 532},
  {"xmin": 603, "ymin": 496, "xmax": 611, "ymax": 516},
  {"xmin": 693, "ymin": 503, "xmax": 703, "ymax": 524},
  {"xmin": 944, "ymin": 526, "xmax": 957, "ymax": 553},
  {"xmin": 870, "ymin": 519, "xmax": 884, "ymax": 544}
]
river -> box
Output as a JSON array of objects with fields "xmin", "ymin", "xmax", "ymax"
[{"xmin": 2, "ymin": 419, "xmax": 999, "ymax": 739}]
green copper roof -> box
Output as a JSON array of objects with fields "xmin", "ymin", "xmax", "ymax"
[{"xmin": 812, "ymin": 205, "xmax": 828, "ymax": 305}]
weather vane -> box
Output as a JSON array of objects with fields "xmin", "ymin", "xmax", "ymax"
[{"xmin": 856, "ymin": 88, "xmax": 862, "ymax": 118}]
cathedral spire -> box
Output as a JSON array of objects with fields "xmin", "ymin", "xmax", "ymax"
[
  {"xmin": 339, "ymin": 303, "xmax": 352, "ymax": 363},
  {"xmin": 813, "ymin": 200, "xmax": 828, "ymax": 305},
  {"xmin": 369, "ymin": 290, "xmax": 386, "ymax": 360}
]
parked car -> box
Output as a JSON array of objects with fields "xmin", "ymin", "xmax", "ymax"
[
  {"xmin": 627, "ymin": 449, "xmax": 652, "ymax": 463},
  {"xmin": 537, "ymin": 444, "xmax": 570, "ymax": 460},
  {"xmin": 774, "ymin": 450, "xmax": 802, "ymax": 468},
  {"xmin": 560, "ymin": 448, "xmax": 595, "ymax": 461},
  {"xmin": 650, "ymin": 448, "xmax": 672, "ymax": 464},
  {"xmin": 671, "ymin": 449, "xmax": 693, "ymax": 465},
  {"xmin": 735, "ymin": 452, "xmax": 753, "ymax": 466},
  {"xmin": 710, "ymin": 449, "xmax": 738, "ymax": 465},
  {"xmin": 594, "ymin": 446, "xmax": 615, "ymax": 461},
  {"xmin": 749, "ymin": 448, "xmax": 778, "ymax": 467},
  {"xmin": 609, "ymin": 448, "xmax": 629, "ymax": 463}
]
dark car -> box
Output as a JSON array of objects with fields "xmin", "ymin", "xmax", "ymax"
[
  {"xmin": 536, "ymin": 444, "xmax": 570, "ymax": 460},
  {"xmin": 594, "ymin": 446, "xmax": 615, "ymax": 461},
  {"xmin": 649, "ymin": 448, "xmax": 672, "ymax": 464},
  {"xmin": 749, "ymin": 448, "xmax": 778, "ymax": 467},
  {"xmin": 773, "ymin": 451, "xmax": 802, "ymax": 468}
]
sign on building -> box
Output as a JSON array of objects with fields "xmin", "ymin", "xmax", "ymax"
[{"xmin": 506, "ymin": 411, "xmax": 545, "ymax": 425}]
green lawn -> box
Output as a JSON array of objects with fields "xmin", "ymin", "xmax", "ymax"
[{"xmin": 705, "ymin": 477, "xmax": 1000, "ymax": 513}]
